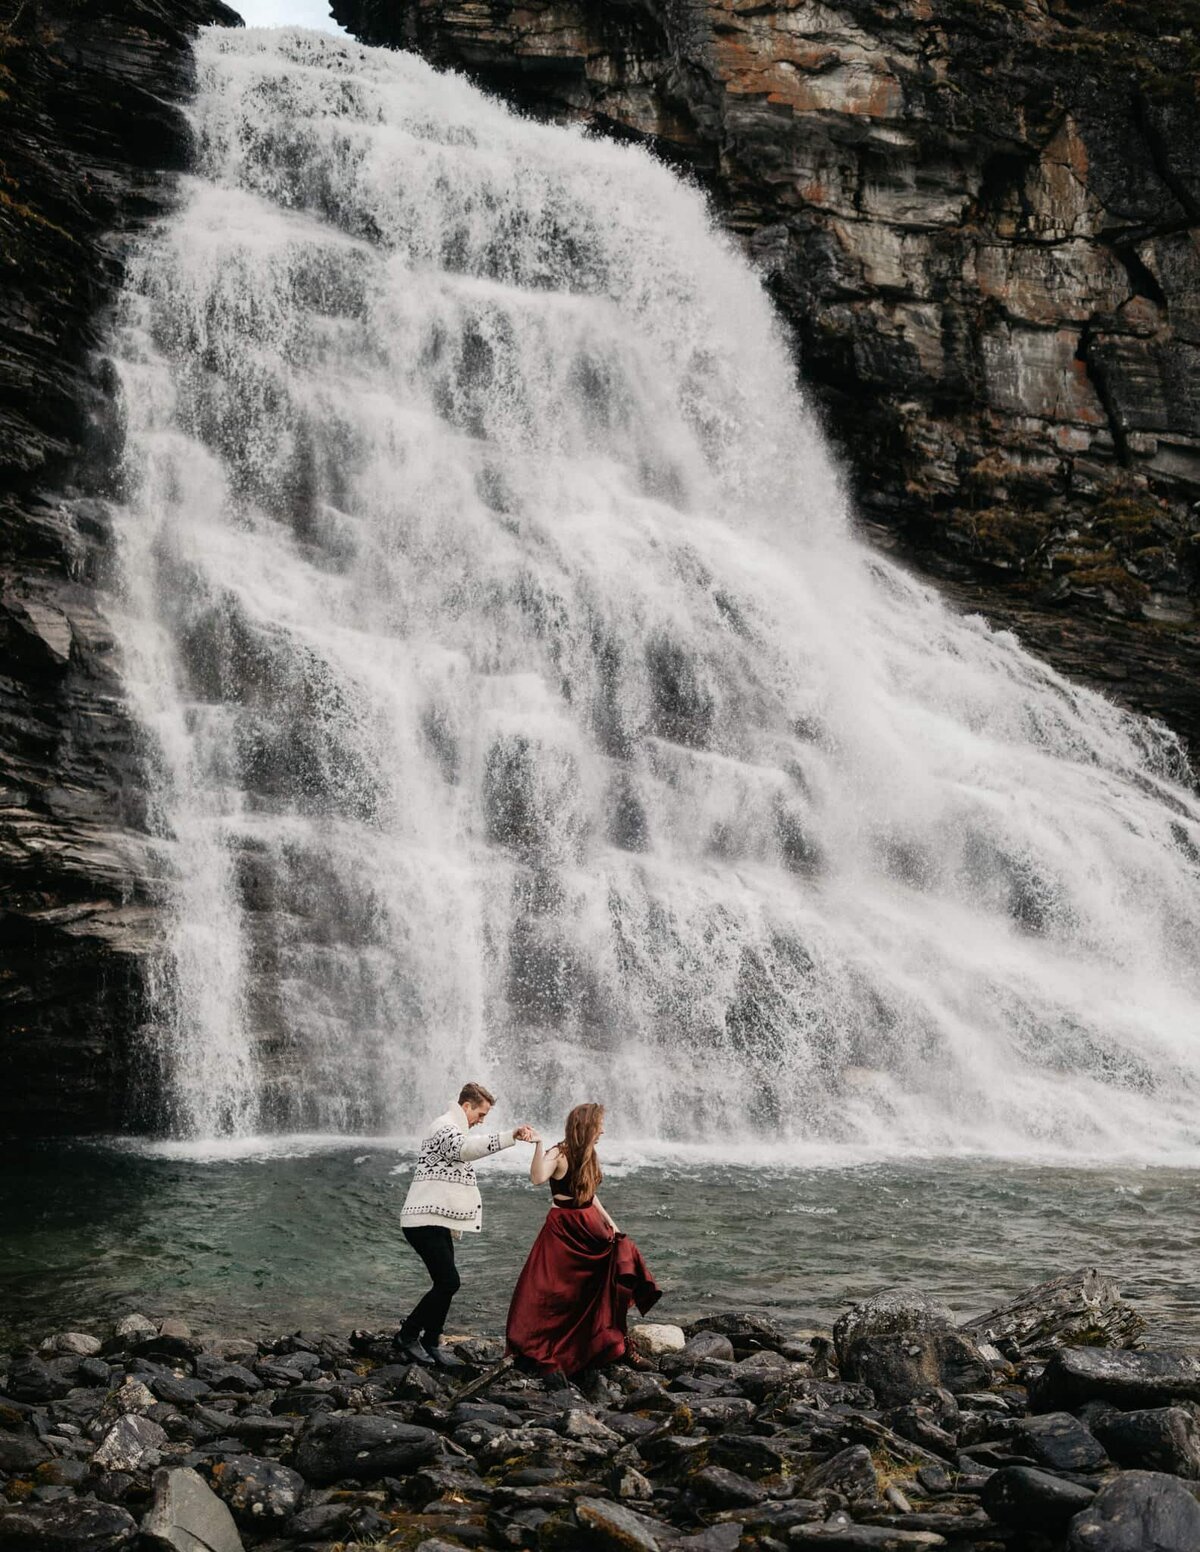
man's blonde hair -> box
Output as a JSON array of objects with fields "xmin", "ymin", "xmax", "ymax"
[{"xmin": 458, "ymin": 1081, "xmax": 496, "ymax": 1107}]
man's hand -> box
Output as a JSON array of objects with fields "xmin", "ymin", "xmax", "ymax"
[{"xmin": 513, "ymin": 1124, "xmax": 536, "ymax": 1142}]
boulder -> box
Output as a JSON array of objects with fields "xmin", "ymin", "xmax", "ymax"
[
  {"xmin": 0, "ymin": 1500, "xmax": 137, "ymax": 1550},
  {"xmin": 1033, "ymin": 1348, "xmax": 1200, "ymax": 1411},
  {"xmin": 834, "ymin": 1290, "xmax": 988, "ymax": 1405},
  {"xmin": 964, "ymin": 1268, "xmax": 1145, "ymax": 1359},
  {"xmin": 1011, "ymin": 1411, "xmax": 1108, "ymax": 1472},
  {"xmin": 293, "ymin": 1412, "xmax": 439, "ymax": 1483},
  {"xmin": 982, "ymin": 1464, "xmax": 1097, "ymax": 1531},
  {"xmin": 1094, "ymin": 1407, "xmax": 1200, "ymax": 1479},
  {"xmin": 141, "ymin": 1466, "xmax": 244, "ymax": 1552},
  {"xmin": 628, "ymin": 1324, "xmax": 686, "ymax": 1358},
  {"xmin": 1067, "ymin": 1470, "xmax": 1200, "ymax": 1551},
  {"xmin": 92, "ymin": 1414, "xmax": 168, "ymax": 1473},
  {"xmin": 210, "ymin": 1454, "xmax": 305, "ymax": 1524}
]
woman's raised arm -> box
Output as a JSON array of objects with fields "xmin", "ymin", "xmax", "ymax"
[{"xmin": 529, "ymin": 1137, "xmax": 560, "ymax": 1185}]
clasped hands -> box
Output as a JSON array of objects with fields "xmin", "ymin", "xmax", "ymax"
[{"xmin": 513, "ymin": 1124, "xmax": 540, "ymax": 1143}]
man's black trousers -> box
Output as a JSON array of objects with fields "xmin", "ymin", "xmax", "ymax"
[{"xmin": 400, "ymin": 1225, "xmax": 461, "ymax": 1346}]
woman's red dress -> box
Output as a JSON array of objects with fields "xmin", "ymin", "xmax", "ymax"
[{"xmin": 505, "ymin": 1197, "xmax": 661, "ymax": 1377}]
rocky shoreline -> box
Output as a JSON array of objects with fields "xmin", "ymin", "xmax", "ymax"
[{"xmin": 4, "ymin": 1269, "xmax": 1200, "ymax": 1551}]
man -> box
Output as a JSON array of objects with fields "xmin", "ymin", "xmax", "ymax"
[{"xmin": 397, "ymin": 1081, "xmax": 533, "ymax": 1367}]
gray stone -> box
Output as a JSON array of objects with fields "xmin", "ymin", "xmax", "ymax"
[
  {"xmin": 1095, "ymin": 1406, "xmax": 1200, "ymax": 1479},
  {"xmin": 1067, "ymin": 1470, "xmax": 1200, "ymax": 1552},
  {"xmin": 142, "ymin": 1466, "xmax": 244, "ymax": 1552},
  {"xmin": 6, "ymin": 1356, "xmax": 74, "ymax": 1403},
  {"xmin": 628, "ymin": 1324, "xmax": 686, "ymax": 1357},
  {"xmin": 42, "ymin": 1333, "xmax": 103, "ymax": 1358},
  {"xmin": 114, "ymin": 1315, "xmax": 158, "ymax": 1344}
]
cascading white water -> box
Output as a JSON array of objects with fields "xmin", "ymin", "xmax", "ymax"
[{"xmin": 109, "ymin": 25, "xmax": 1200, "ymax": 1155}]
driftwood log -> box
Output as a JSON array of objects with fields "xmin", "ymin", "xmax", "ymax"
[{"xmin": 964, "ymin": 1267, "xmax": 1146, "ymax": 1359}]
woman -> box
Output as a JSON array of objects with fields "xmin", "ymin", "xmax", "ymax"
[{"xmin": 505, "ymin": 1103, "xmax": 661, "ymax": 1377}]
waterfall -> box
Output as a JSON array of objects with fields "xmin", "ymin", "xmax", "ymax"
[{"xmin": 108, "ymin": 26, "xmax": 1200, "ymax": 1156}]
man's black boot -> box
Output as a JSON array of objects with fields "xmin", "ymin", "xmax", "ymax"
[
  {"xmin": 429, "ymin": 1344, "xmax": 465, "ymax": 1369},
  {"xmin": 395, "ymin": 1336, "xmax": 435, "ymax": 1365}
]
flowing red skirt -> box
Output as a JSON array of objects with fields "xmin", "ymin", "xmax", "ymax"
[{"xmin": 505, "ymin": 1204, "xmax": 662, "ymax": 1377}]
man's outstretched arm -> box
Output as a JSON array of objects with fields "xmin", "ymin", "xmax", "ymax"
[{"xmin": 458, "ymin": 1123, "xmax": 533, "ymax": 1162}]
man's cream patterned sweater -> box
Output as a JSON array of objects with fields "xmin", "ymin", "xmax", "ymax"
[{"xmin": 401, "ymin": 1105, "xmax": 517, "ymax": 1235}]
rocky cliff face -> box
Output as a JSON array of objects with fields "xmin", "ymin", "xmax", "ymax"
[
  {"xmin": 330, "ymin": 0, "xmax": 1200, "ymax": 745},
  {"xmin": 0, "ymin": 0, "xmax": 236, "ymax": 1133}
]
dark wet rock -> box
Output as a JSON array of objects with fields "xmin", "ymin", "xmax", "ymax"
[
  {"xmin": 148, "ymin": 1378, "xmax": 211, "ymax": 1408},
  {"xmin": 1093, "ymin": 1406, "xmax": 1200, "ymax": 1479},
  {"xmin": 141, "ymin": 1466, "xmax": 243, "ymax": 1552},
  {"xmin": 803, "ymin": 1444, "xmax": 879, "ymax": 1501},
  {"xmin": 570, "ymin": 1496, "xmax": 675, "ymax": 1551},
  {"xmin": 965, "ymin": 1269, "xmax": 1146, "ymax": 1360},
  {"xmin": 787, "ymin": 1519, "xmax": 948, "ymax": 1548},
  {"xmin": 286, "ymin": 1501, "xmax": 358, "ymax": 1541},
  {"xmin": 193, "ymin": 1359, "xmax": 262, "ymax": 1395},
  {"xmin": 1066, "ymin": 1469, "xmax": 1200, "ymax": 1552},
  {"xmin": 293, "ymin": 1412, "xmax": 439, "ymax": 1484},
  {"xmin": 915, "ymin": 1464, "xmax": 952, "ymax": 1496},
  {"xmin": 0, "ymin": 1499, "xmax": 138, "ymax": 1550},
  {"xmin": 1033, "ymin": 1348, "xmax": 1200, "ymax": 1411},
  {"xmin": 677, "ymin": 1332, "xmax": 737, "ymax": 1366},
  {"xmin": 1010, "ymin": 1411, "xmax": 1108, "ymax": 1472},
  {"xmin": 982, "ymin": 1464, "xmax": 1097, "ymax": 1532},
  {"xmin": 687, "ymin": 1314, "xmax": 785, "ymax": 1355},
  {"xmin": 688, "ymin": 1464, "xmax": 766, "ymax": 1508},
  {"xmin": 269, "ymin": 1381, "xmax": 335, "ymax": 1417},
  {"xmin": 210, "ymin": 1454, "xmax": 305, "ymax": 1524},
  {"xmin": 882, "ymin": 1404, "xmax": 957, "ymax": 1459},
  {"xmin": 36, "ymin": 1460, "xmax": 91, "ymax": 1489},
  {"xmin": 222, "ymin": 1414, "xmax": 299, "ymax": 1447},
  {"xmin": 708, "ymin": 1435, "xmax": 788, "ymax": 1480},
  {"xmin": 92, "ymin": 1414, "xmax": 168, "ymax": 1473},
  {"xmin": 7, "ymin": 1358, "xmax": 75, "ymax": 1404},
  {"xmin": 0, "ymin": 1427, "xmax": 53, "ymax": 1471}
]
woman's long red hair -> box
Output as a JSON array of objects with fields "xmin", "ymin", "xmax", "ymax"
[{"xmin": 560, "ymin": 1102, "xmax": 604, "ymax": 1205}]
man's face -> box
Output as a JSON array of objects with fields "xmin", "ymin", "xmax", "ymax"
[{"xmin": 463, "ymin": 1099, "xmax": 492, "ymax": 1128}]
